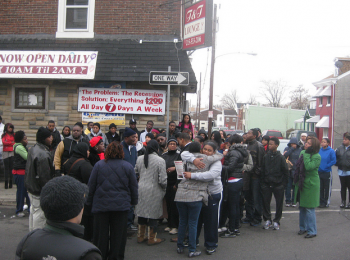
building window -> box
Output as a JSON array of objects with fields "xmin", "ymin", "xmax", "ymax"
[
  {"xmin": 327, "ymin": 96, "xmax": 331, "ymax": 106},
  {"xmin": 12, "ymin": 85, "xmax": 49, "ymax": 112},
  {"xmin": 232, "ymin": 118, "xmax": 236, "ymax": 122},
  {"xmin": 56, "ymin": 0, "xmax": 95, "ymax": 38},
  {"xmin": 226, "ymin": 118, "xmax": 230, "ymax": 122},
  {"xmin": 319, "ymin": 97, "xmax": 323, "ymax": 107},
  {"xmin": 323, "ymin": 128, "xmax": 328, "ymax": 138}
]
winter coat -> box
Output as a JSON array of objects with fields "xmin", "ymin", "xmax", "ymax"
[
  {"xmin": 48, "ymin": 127, "xmax": 62, "ymax": 151},
  {"xmin": 319, "ymin": 146, "xmax": 336, "ymax": 173},
  {"xmin": 54, "ymin": 135, "xmax": 90, "ymax": 171},
  {"xmin": 16, "ymin": 220, "xmax": 101, "ymax": 260},
  {"xmin": 64, "ymin": 144, "xmax": 93, "ymax": 183},
  {"xmin": 122, "ymin": 140, "xmax": 137, "ymax": 167},
  {"xmin": 284, "ymin": 138, "xmax": 302, "ymax": 175},
  {"xmin": 105, "ymin": 131, "xmax": 120, "ymax": 144},
  {"xmin": 335, "ymin": 145, "xmax": 350, "ymax": 171},
  {"xmin": 222, "ymin": 144, "xmax": 249, "ymax": 179},
  {"xmin": 161, "ymin": 149, "xmax": 181, "ymax": 187},
  {"xmin": 294, "ymin": 150, "xmax": 321, "ymax": 208},
  {"xmin": 13, "ymin": 143, "xmax": 28, "ymax": 170},
  {"xmin": 246, "ymin": 139, "xmax": 265, "ymax": 178},
  {"xmin": 261, "ymin": 150, "xmax": 289, "ymax": 187},
  {"xmin": 88, "ymin": 130, "xmax": 109, "ymax": 148},
  {"xmin": 25, "ymin": 142, "xmax": 55, "ymax": 196},
  {"xmin": 87, "ymin": 158, "xmax": 138, "ymax": 213},
  {"xmin": 134, "ymin": 153, "xmax": 167, "ymax": 219},
  {"xmin": 2, "ymin": 133, "xmax": 14, "ymax": 152}
]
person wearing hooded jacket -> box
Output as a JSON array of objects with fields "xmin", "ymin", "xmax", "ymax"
[
  {"xmin": 220, "ymin": 134, "xmax": 249, "ymax": 238},
  {"xmin": 283, "ymin": 137, "xmax": 302, "ymax": 207},
  {"xmin": 65, "ymin": 142, "xmax": 94, "ymax": 242},
  {"xmin": 88, "ymin": 123, "xmax": 109, "ymax": 148}
]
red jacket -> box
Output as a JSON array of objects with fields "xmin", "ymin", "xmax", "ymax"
[{"xmin": 2, "ymin": 133, "xmax": 15, "ymax": 152}]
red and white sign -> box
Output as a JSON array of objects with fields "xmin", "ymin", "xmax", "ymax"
[
  {"xmin": 0, "ymin": 51, "xmax": 98, "ymax": 79},
  {"xmin": 78, "ymin": 88, "xmax": 166, "ymax": 115},
  {"xmin": 183, "ymin": 0, "xmax": 206, "ymax": 49}
]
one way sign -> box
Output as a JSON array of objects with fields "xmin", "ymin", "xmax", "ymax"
[{"xmin": 149, "ymin": 71, "xmax": 189, "ymax": 86}]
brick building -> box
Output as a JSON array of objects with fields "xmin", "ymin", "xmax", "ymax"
[{"xmin": 0, "ymin": 0, "xmax": 197, "ymax": 144}]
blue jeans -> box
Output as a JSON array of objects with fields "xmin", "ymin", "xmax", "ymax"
[
  {"xmin": 244, "ymin": 178, "xmax": 262, "ymax": 223},
  {"xmin": 176, "ymin": 201, "xmax": 202, "ymax": 252},
  {"xmin": 299, "ymin": 207, "xmax": 317, "ymax": 235},
  {"xmin": 285, "ymin": 176, "xmax": 295, "ymax": 204},
  {"xmin": 197, "ymin": 192, "xmax": 222, "ymax": 249},
  {"xmin": 13, "ymin": 174, "xmax": 30, "ymax": 214}
]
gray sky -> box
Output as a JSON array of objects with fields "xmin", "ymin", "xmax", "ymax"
[{"xmin": 189, "ymin": 0, "xmax": 350, "ymax": 107}]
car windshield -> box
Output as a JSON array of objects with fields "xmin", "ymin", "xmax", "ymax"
[{"xmin": 268, "ymin": 131, "xmax": 283, "ymax": 137}]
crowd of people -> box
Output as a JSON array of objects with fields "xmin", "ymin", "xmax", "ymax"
[{"xmin": 0, "ymin": 114, "xmax": 348, "ymax": 259}]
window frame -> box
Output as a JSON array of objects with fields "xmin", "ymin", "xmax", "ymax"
[
  {"xmin": 56, "ymin": 0, "xmax": 95, "ymax": 38},
  {"xmin": 323, "ymin": 128, "xmax": 329, "ymax": 138},
  {"xmin": 319, "ymin": 97, "xmax": 323, "ymax": 107},
  {"xmin": 11, "ymin": 85, "xmax": 49, "ymax": 113}
]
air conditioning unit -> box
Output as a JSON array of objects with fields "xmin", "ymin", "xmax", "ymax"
[{"xmin": 182, "ymin": 100, "xmax": 189, "ymax": 114}]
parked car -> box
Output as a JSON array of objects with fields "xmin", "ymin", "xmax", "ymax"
[
  {"xmin": 277, "ymin": 139, "xmax": 289, "ymax": 154},
  {"xmin": 262, "ymin": 130, "xmax": 283, "ymax": 139},
  {"xmin": 224, "ymin": 130, "xmax": 244, "ymax": 136},
  {"xmin": 288, "ymin": 130, "xmax": 317, "ymax": 140}
]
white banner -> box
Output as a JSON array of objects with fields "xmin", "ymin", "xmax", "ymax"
[
  {"xmin": 78, "ymin": 87, "xmax": 166, "ymax": 115},
  {"xmin": 0, "ymin": 51, "xmax": 98, "ymax": 79}
]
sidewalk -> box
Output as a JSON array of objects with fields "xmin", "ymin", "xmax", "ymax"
[{"xmin": 0, "ymin": 181, "xmax": 16, "ymax": 205}]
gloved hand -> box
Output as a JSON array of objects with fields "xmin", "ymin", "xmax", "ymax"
[{"xmin": 305, "ymin": 147, "xmax": 314, "ymax": 154}]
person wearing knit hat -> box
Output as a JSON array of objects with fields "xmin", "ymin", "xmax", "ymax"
[
  {"xmin": 25, "ymin": 127, "xmax": 55, "ymax": 231},
  {"xmin": 16, "ymin": 176, "xmax": 102, "ymax": 260},
  {"xmin": 151, "ymin": 128, "xmax": 160, "ymax": 138},
  {"xmin": 105, "ymin": 123, "xmax": 120, "ymax": 144},
  {"xmin": 89, "ymin": 136, "xmax": 105, "ymax": 165},
  {"xmin": 129, "ymin": 119, "xmax": 141, "ymax": 140}
]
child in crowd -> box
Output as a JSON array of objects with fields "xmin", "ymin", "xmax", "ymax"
[{"xmin": 260, "ymin": 137, "xmax": 289, "ymax": 230}]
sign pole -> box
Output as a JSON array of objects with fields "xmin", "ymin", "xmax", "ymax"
[{"xmin": 166, "ymin": 66, "xmax": 171, "ymax": 140}]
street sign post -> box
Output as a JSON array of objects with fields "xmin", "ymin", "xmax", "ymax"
[{"xmin": 149, "ymin": 71, "xmax": 189, "ymax": 86}]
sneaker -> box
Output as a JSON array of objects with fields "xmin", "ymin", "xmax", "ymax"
[
  {"xmin": 164, "ymin": 227, "xmax": 171, "ymax": 232},
  {"xmin": 177, "ymin": 247, "xmax": 184, "ymax": 254},
  {"xmin": 263, "ymin": 220, "xmax": 272, "ymax": 230},
  {"xmin": 220, "ymin": 230, "xmax": 236, "ymax": 238},
  {"xmin": 188, "ymin": 250, "xmax": 201, "ymax": 258},
  {"xmin": 250, "ymin": 220, "xmax": 261, "ymax": 227},
  {"xmin": 221, "ymin": 227, "xmax": 227, "ymax": 232},
  {"xmin": 234, "ymin": 229, "xmax": 240, "ymax": 236},
  {"xmin": 169, "ymin": 228, "xmax": 178, "ymax": 235},
  {"xmin": 128, "ymin": 224, "xmax": 138, "ymax": 231},
  {"xmin": 292, "ymin": 204, "xmax": 297, "ymax": 207},
  {"xmin": 273, "ymin": 222, "xmax": 280, "ymax": 230},
  {"xmin": 285, "ymin": 203, "xmax": 291, "ymax": 207},
  {"xmin": 23, "ymin": 205, "xmax": 28, "ymax": 211},
  {"xmin": 206, "ymin": 248, "xmax": 216, "ymax": 255},
  {"xmin": 242, "ymin": 218, "xmax": 252, "ymax": 224},
  {"xmin": 17, "ymin": 212, "xmax": 25, "ymax": 217}
]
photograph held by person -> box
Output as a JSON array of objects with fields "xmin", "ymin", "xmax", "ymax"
[
  {"xmin": 64, "ymin": 142, "xmax": 94, "ymax": 241},
  {"xmin": 87, "ymin": 142, "xmax": 138, "ymax": 260},
  {"xmin": 16, "ymin": 176, "xmax": 102, "ymax": 260},
  {"xmin": 161, "ymin": 139, "xmax": 181, "ymax": 235},
  {"xmin": 2, "ymin": 122, "xmax": 15, "ymax": 189},
  {"xmin": 88, "ymin": 136, "xmax": 105, "ymax": 167},
  {"xmin": 25, "ymin": 127, "xmax": 54, "ymax": 231},
  {"xmin": 134, "ymin": 139, "xmax": 167, "ymax": 246},
  {"xmin": 12, "ymin": 130, "xmax": 30, "ymax": 217},
  {"xmin": 294, "ymin": 136, "xmax": 321, "ymax": 238}
]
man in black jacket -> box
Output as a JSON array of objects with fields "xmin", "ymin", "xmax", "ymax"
[
  {"xmin": 16, "ymin": 176, "xmax": 102, "ymax": 260},
  {"xmin": 47, "ymin": 120, "xmax": 61, "ymax": 152},
  {"xmin": 129, "ymin": 119, "xmax": 141, "ymax": 139},
  {"xmin": 243, "ymin": 128, "xmax": 265, "ymax": 226},
  {"xmin": 25, "ymin": 127, "xmax": 55, "ymax": 231},
  {"xmin": 105, "ymin": 123, "xmax": 120, "ymax": 144},
  {"xmin": 260, "ymin": 137, "xmax": 289, "ymax": 230}
]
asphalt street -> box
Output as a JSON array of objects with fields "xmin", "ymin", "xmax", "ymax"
[{"xmin": 1, "ymin": 168, "xmax": 349, "ymax": 260}]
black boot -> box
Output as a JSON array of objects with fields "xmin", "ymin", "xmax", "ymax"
[
  {"xmin": 4, "ymin": 180, "xmax": 8, "ymax": 189},
  {"xmin": 340, "ymin": 201, "xmax": 346, "ymax": 208},
  {"xmin": 9, "ymin": 180, "xmax": 12, "ymax": 189}
]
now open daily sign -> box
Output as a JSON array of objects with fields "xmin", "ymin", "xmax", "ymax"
[{"xmin": 0, "ymin": 51, "xmax": 98, "ymax": 79}]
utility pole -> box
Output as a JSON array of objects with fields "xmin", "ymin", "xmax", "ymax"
[{"xmin": 208, "ymin": 4, "xmax": 217, "ymax": 136}]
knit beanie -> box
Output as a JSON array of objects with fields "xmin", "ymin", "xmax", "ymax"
[
  {"xmin": 124, "ymin": 127, "xmax": 136, "ymax": 137},
  {"xmin": 36, "ymin": 127, "xmax": 52, "ymax": 144},
  {"xmin": 40, "ymin": 176, "xmax": 88, "ymax": 222},
  {"xmin": 90, "ymin": 136, "xmax": 103, "ymax": 148}
]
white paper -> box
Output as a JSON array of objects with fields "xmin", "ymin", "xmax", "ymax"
[{"xmin": 175, "ymin": 161, "xmax": 184, "ymax": 179}]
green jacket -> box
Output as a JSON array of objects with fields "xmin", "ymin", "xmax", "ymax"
[
  {"xmin": 294, "ymin": 150, "xmax": 321, "ymax": 208},
  {"xmin": 13, "ymin": 143, "xmax": 28, "ymax": 160}
]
